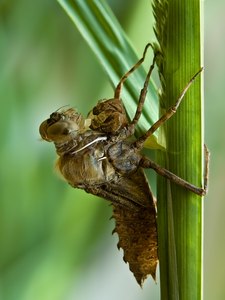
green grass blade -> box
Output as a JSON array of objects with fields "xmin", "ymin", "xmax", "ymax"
[
  {"xmin": 154, "ymin": 0, "xmax": 204, "ymax": 298},
  {"xmin": 57, "ymin": 0, "xmax": 164, "ymax": 149}
]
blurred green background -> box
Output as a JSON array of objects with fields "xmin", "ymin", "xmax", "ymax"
[{"xmin": 0, "ymin": 1, "xmax": 224, "ymax": 299}]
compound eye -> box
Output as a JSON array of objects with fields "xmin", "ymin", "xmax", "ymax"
[
  {"xmin": 45, "ymin": 121, "xmax": 72, "ymax": 142},
  {"xmin": 39, "ymin": 120, "xmax": 51, "ymax": 141},
  {"xmin": 39, "ymin": 109, "xmax": 83, "ymax": 142},
  {"xmin": 47, "ymin": 119, "xmax": 81, "ymax": 142}
]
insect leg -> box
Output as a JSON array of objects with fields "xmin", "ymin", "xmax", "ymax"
[
  {"xmin": 134, "ymin": 67, "xmax": 203, "ymax": 149},
  {"xmin": 84, "ymin": 186, "xmax": 142, "ymax": 211},
  {"xmin": 114, "ymin": 43, "xmax": 152, "ymax": 99},
  {"xmin": 139, "ymin": 144, "xmax": 209, "ymax": 196},
  {"xmin": 130, "ymin": 49, "xmax": 158, "ymax": 126}
]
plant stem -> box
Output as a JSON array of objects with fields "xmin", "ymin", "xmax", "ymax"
[{"xmin": 156, "ymin": 0, "xmax": 204, "ymax": 299}]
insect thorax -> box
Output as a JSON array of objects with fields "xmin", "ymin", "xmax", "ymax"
[{"xmin": 55, "ymin": 131, "xmax": 117, "ymax": 188}]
